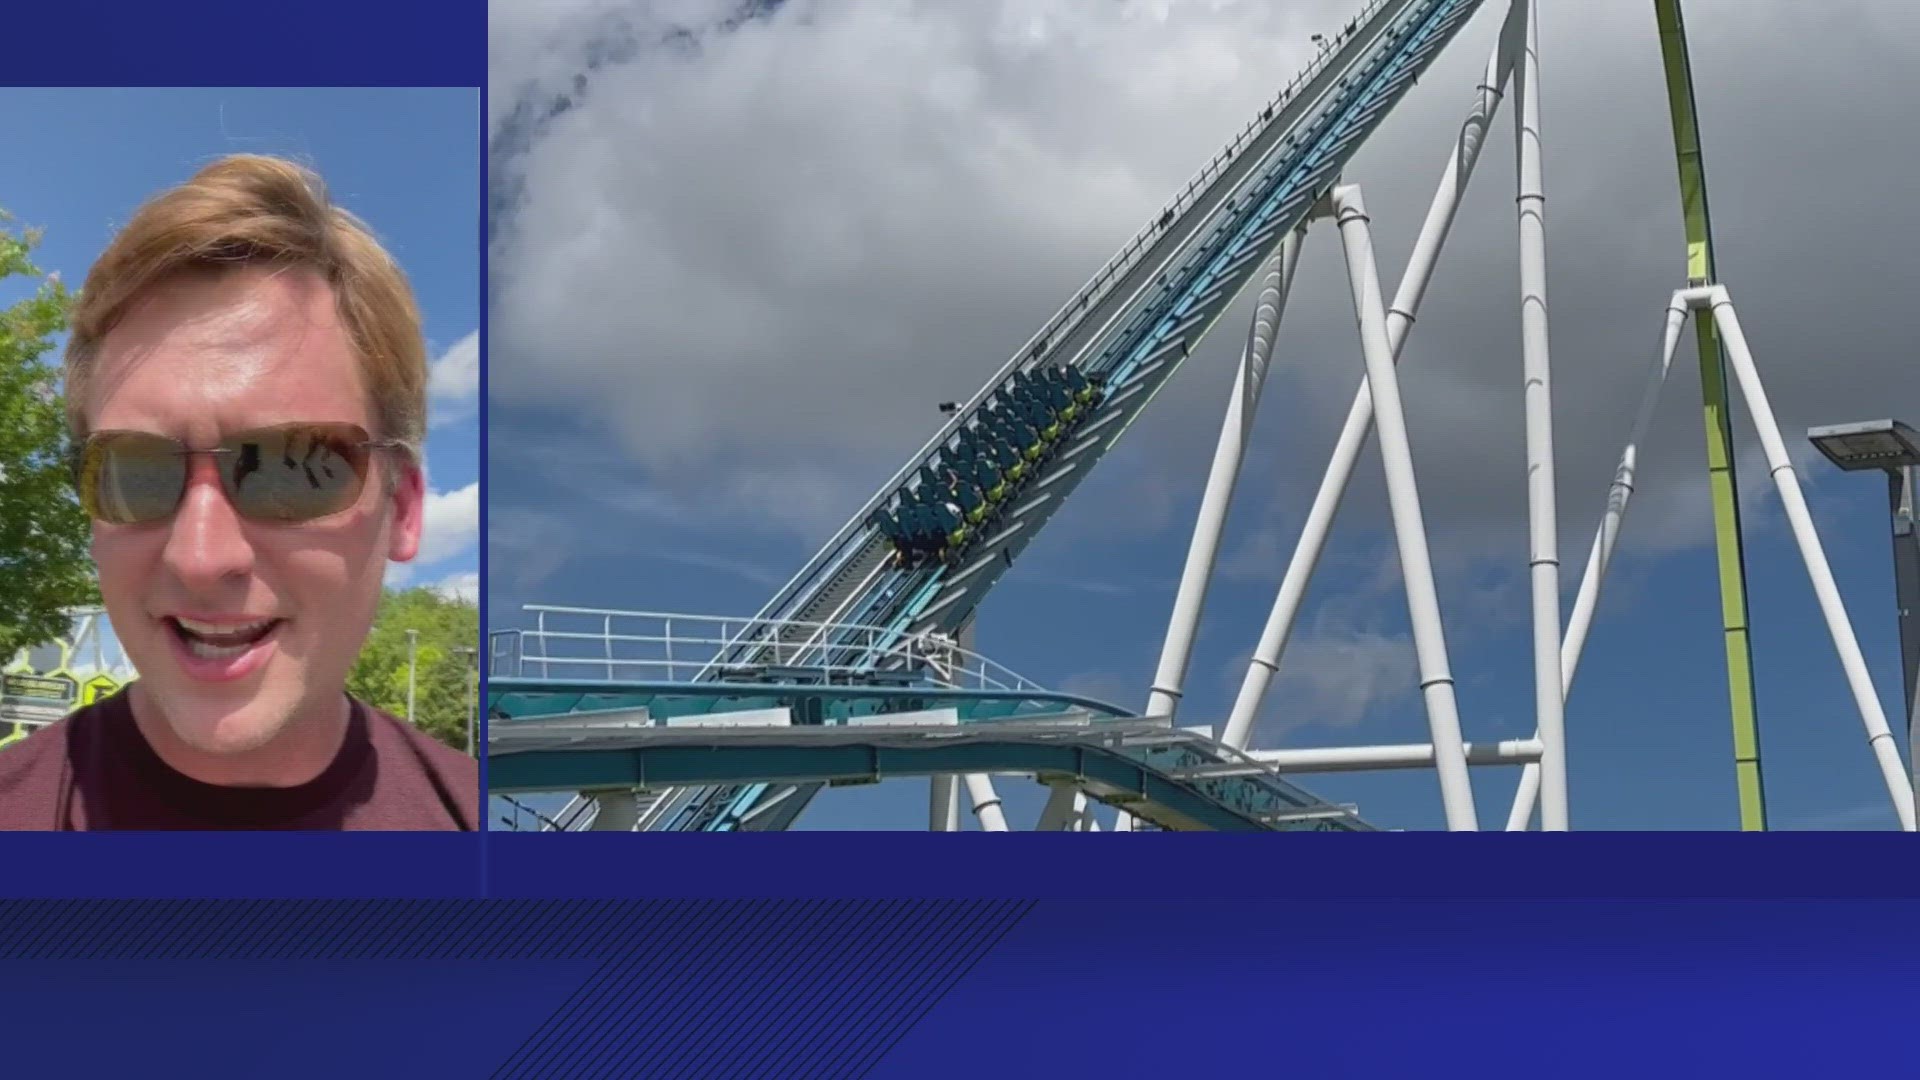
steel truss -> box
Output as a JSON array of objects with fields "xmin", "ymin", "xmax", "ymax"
[{"xmin": 1136, "ymin": 0, "xmax": 1916, "ymax": 831}]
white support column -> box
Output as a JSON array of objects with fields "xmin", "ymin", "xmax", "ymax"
[
  {"xmin": 1221, "ymin": 16, "xmax": 1522, "ymax": 752},
  {"xmin": 1705, "ymin": 287, "xmax": 1917, "ymax": 830},
  {"xmin": 945, "ymin": 620, "xmax": 999, "ymax": 835},
  {"xmin": 930, "ymin": 775, "xmax": 961, "ymax": 831},
  {"xmin": 1511, "ymin": 0, "xmax": 1569, "ymax": 830},
  {"xmin": 1035, "ymin": 781, "xmax": 1080, "ymax": 831},
  {"xmin": 1508, "ymin": 296, "xmax": 1687, "ymax": 829},
  {"xmin": 587, "ymin": 790, "xmax": 642, "ymax": 832},
  {"xmin": 966, "ymin": 772, "xmax": 1010, "ymax": 832},
  {"xmin": 1332, "ymin": 184, "xmax": 1479, "ymax": 831},
  {"xmin": 1145, "ymin": 229, "xmax": 1307, "ymax": 721}
]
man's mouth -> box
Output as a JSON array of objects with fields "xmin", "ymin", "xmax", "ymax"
[{"xmin": 167, "ymin": 616, "xmax": 284, "ymax": 660}]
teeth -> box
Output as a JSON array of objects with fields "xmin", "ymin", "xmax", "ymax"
[
  {"xmin": 185, "ymin": 636, "xmax": 256, "ymax": 660},
  {"xmin": 171, "ymin": 616, "xmax": 278, "ymax": 663},
  {"xmin": 176, "ymin": 617, "xmax": 273, "ymax": 637}
]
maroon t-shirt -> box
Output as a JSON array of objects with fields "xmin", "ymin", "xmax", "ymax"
[{"xmin": 0, "ymin": 690, "xmax": 478, "ymax": 831}]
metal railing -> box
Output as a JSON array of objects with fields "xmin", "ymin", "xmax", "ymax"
[
  {"xmin": 490, "ymin": 605, "xmax": 1046, "ymax": 693},
  {"xmin": 488, "ymin": 629, "xmax": 524, "ymax": 678}
]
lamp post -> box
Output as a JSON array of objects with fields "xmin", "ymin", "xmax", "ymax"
[
  {"xmin": 454, "ymin": 646, "xmax": 478, "ymax": 756},
  {"xmin": 1807, "ymin": 419, "xmax": 1920, "ymax": 826},
  {"xmin": 405, "ymin": 628, "xmax": 420, "ymax": 726}
]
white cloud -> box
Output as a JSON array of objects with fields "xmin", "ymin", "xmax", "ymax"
[
  {"xmin": 484, "ymin": 507, "xmax": 574, "ymax": 594},
  {"xmin": 428, "ymin": 330, "xmax": 480, "ymax": 424},
  {"xmin": 487, "ymin": 0, "xmax": 1329, "ymax": 493},
  {"xmin": 486, "ymin": 0, "xmax": 1920, "ymax": 571},
  {"xmin": 417, "ymin": 481, "xmax": 480, "ymax": 567},
  {"xmin": 387, "ymin": 556, "xmax": 477, "ymax": 604},
  {"xmin": 1266, "ymin": 621, "xmax": 1418, "ymax": 734},
  {"xmin": 432, "ymin": 570, "xmax": 480, "ymax": 605}
]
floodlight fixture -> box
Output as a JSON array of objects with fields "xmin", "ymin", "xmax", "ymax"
[
  {"xmin": 1808, "ymin": 417, "xmax": 1920, "ymax": 826},
  {"xmin": 1806, "ymin": 419, "xmax": 1920, "ymax": 473}
]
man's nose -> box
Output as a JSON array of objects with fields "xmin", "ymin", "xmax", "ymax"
[{"xmin": 160, "ymin": 456, "xmax": 255, "ymax": 589}]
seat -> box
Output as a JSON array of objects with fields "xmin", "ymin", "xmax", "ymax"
[
  {"xmin": 1041, "ymin": 373, "xmax": 1077, "ymax": 421},
  {"xmin": 945, "ymin": 473, "xmax": 986, "ymax": 524},
  {"xmin": 928, "ymin": 500, "xmax": 966, "ymax": 551},
  {"xmin": 970, "ymin": 457, "xmax": 1005, "ymax": 503},
  {"xmin": 1018, "ymin": 396, "xmax": 1060, "ymax": 442},
  {"xmin": 1002, "ymin": 416, "xmax": 1044, "ymax": 459},
  {"xmin": 913, "ymin": 499, "xmax": 944, "ymax": 541},
  {"xmin": 985, "ymin": 408, "xmax": 1031, "ymax": 451},
  {"xmin": 986, "ymin": 436, "xmax": 1026, "ymax": 482},
  {"xmin": 1062, "ymin": 365, "xmax": 1096, "ymax": 405},
  {"xmin": 873, "ymin": 507, "xmax": 908, "ymax": 548},
  {"xmin": 951, "ymin": 429, "xmax": 982, "ymax": 463}
]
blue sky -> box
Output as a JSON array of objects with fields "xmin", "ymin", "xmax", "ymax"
[
  {"xmin": 0, "ymin": 87, "xmax": 481, "ymax": 673},
  {"xmin": 485, "ymin": 0, "xmax": 1920, "ymax": 831}
]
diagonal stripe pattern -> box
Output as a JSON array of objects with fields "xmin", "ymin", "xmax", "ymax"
[{"xmin": 0, "ymin": 898, "xmax": 1031, "ymax": 1078}]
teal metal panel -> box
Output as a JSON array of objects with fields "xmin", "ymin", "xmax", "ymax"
[{"xmin": 488, "ymin": 678, "xmax": 1132, "ymax": 725}]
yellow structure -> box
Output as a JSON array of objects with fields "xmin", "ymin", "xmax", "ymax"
[{"xmin": 1, "ymin": 609, "xmax": 133, "ymax": 747}]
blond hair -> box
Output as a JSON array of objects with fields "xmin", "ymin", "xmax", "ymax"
[{"xmin": 65, "ymin": 154, "xmax": 426, "ymax": 457}]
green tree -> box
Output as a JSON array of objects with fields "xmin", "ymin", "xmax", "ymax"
[
  {"xmin": 347, "ymin": 586, "xmax": 481, "ymax": 753},
  {"xmin": 0, "ymin": 211, "xmax": 97, "ymax": 661}
]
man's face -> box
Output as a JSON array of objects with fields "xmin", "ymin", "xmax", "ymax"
[{"xmin": 86, "ymin": 266, "xmax": 423, "ymax": 756}]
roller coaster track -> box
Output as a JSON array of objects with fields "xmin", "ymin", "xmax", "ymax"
[
  {"xmin": 488, "ymin": 694, "xmax": 1377, "ymax": 833},
  {"xmin": 641, "ymin": 0, "xmax": 1493, "ymax": 831}
]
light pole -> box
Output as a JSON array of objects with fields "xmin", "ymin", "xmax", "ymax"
[
  {"xmin": 454, "ymin": 646, "xmax": 478, "ymax": 756},
  {"xmin": 1807, "ymin": 419, "xmax": 1920, "ymax": 826},
  {"xmin": 405, "ymin": 628, "xmax": 420, "ymax": 726}
]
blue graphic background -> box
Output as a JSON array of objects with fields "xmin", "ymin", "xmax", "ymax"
[{"xmin": 0, "ymin": 3, "xmax": 1910, "ymax": 1078}]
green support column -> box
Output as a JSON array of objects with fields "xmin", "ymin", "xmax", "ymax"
[{"xmin": 1654, "ymin": 0, "xmax": 1767, "ymax": 830}]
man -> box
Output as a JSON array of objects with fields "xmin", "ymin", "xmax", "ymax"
[{"xmin": 0, "ymin": 154, "xmax": 478, "ymax": 830}]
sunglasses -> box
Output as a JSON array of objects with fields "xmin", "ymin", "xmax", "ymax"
[{"xmin": 73, "ymin": 422, "xmax": 407, "ymax": 525}]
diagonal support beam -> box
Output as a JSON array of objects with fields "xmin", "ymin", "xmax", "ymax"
[
  {"xmin": 1120, "ymin": 227, "xmax": 1306, "ymax": 835},
  {"xmin": 966, "ymin": 772, "xmax": 1009, "ymax": 832},
  {"xmin": 1521, "ymin": 287, "xmax": 1919, "ymax": 831},
  {"xmin": 1701, "ymin": 288, "xmax": 1916, "ymax": 830},
  {"xmin": 1036, "ymin": 780, "xmax": 1082, "ymax": 831},
  {"xmin": 1145, "ymin": 227, "xmax": 1307, "ymax": 722},
  {"xmin": 930, "ymin": 774, "xmax": 961, "ymax": 831},
  {"xmin": 1333, "ymin": 183, "xmax": 1478, "ymax": 831},
  {"xmin": 1507, "ymin": 295, "xmax": 1689, "ymax": 828},
  {"xmin": 1222, "ymin": 8, "xmax": 1524, "ymax": 753}
]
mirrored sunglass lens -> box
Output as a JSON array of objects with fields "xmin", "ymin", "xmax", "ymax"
[
  {"xmin": 85, "ymin": 436, "xmax": 187, "ymax": 523},
  {"xmin": 224, "ymin": 426, "xmax": 369, "ymax": 521}
]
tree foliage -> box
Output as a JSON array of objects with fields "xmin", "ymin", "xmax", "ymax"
[
  {"xmin": 0, "ymin": 210, "xmax": 98, "ymax": 660},
  {"xmin": 346, "ymin": 586, "xmax": 480, "ymax": 753}
]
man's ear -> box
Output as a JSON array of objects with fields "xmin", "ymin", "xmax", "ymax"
[{"xmin": 385, "ymin": 457, "xmax": 426, "ymax": 563}]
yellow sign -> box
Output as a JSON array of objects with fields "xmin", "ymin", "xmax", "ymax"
[
  {"xmin": 4, "ymin": 610, "xmax": 131, "ymax": 726},
  {"xmin": 81, "ymin": 674, "xmax": 121, "ymax": 707},
  {"xmin": 0, "ymin": 670, "xmax": 78, "ymax": 727},
  {"xmin": 2, "ymin": 673, "xmax": 76, "ymax": 702}
]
